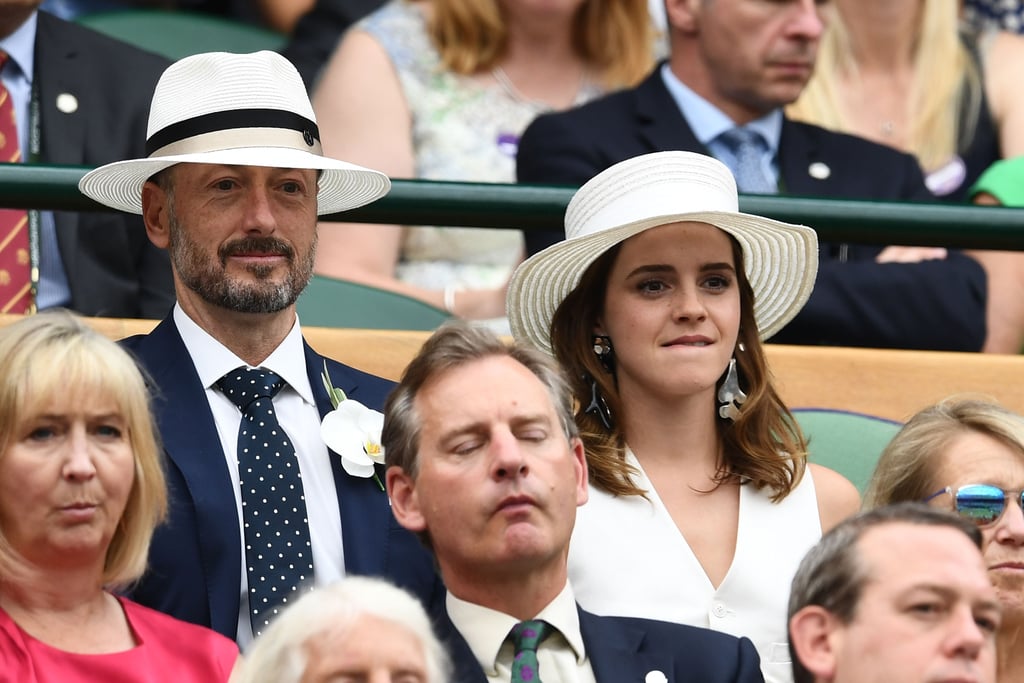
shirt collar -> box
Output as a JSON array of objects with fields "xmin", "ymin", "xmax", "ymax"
[
  {"xmin": 659, "ymin": 62, "xmax": 783, "ymax": 152},
  {"xmin": 447, "ymin": 582, "xmax": 586, "ymax": 675},
  {"xmin": 172, "ymin": 304, "xmax": 315, "ymax": 404},
  {"xmin": 0, "ymin": 12, "xmax": 36, "ymax": 85}
]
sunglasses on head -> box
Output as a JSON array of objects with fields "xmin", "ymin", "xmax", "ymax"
[{"xmin": 925, "ymin": 484, "xmax": 1024, "ymax": 527}]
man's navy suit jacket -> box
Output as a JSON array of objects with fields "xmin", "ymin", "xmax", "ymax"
[
  {"xmin": 436, "ymin": 603, "xmax": 766, "ymax": 683},
  {"xmin": 122, "ymin": 316, "xmax": 440, "ymax": 639},
  {"xmin": 36, "ymin": 12, "xmax": 175, "ymax": 318},
  {"xmin": 517, "ymin": 67, "xmax": 987, "ymax": 351}
]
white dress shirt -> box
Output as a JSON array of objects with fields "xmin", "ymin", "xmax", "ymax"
[{"xmin": 447, "ymin": 582, "xmax": 597, "ymax": 683}]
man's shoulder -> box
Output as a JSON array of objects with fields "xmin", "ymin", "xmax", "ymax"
[
  {"xmin": 784, "ymin": 117, "xmax": 920, "ymax": 164},
  {"xmin": 585, "ymin": 610, "xmax": 745, "ymax": 649},
  {"xmin": 305, "ymin": 340, "xmax": 396, "ymax": 408},
  {"xmin": 530, "ymin": 84, "xmax": 640, "ymax": 131},
  {"xmin": 36, "ymin": 10, "xmax": 170, "ymax": 75}
]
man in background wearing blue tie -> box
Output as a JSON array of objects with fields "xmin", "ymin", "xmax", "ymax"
[
  {"xmin": 517, "ymin": 0, "xmax": 987, "ymax": 353},
  {"xmin": 383, "ymin": 322, "xmax": 765, "ymax": 683}
]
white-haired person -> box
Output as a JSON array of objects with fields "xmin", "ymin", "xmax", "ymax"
[
  {"xmin": 506, "ymin": 150, "xmax": 861, "ymax": 683},
  {"xmin": 0, "ymin": 311, "xmax": 239, "ymax": 681},
  {"xmin": 236, "ymin": 576, "xmax": 449, "ymax": 683}
]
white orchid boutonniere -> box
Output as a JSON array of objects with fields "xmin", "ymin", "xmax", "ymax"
[{"xmin": 320, "ymin": 361, "xmax": 385, "ymax": 491}]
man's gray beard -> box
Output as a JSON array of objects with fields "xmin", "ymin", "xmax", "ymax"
[{"xmin": 167, "ymin": 208, "xmax": 316, "ymax": 314}]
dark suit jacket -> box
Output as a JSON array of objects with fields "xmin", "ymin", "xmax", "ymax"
[
  {"xmin": 36, "ymin": 12, "xmax": 175, "ymax": 318},
  {"xmin": 122, "ymin": 316, "xmax": 441, "ymax": 639},
  {"xmin": 436, "ymin": 603, "xmax": 765, "ymax": 683},
  {"xmin": 517, "ymin": 68, "xmax": 987, "ymax": 351}
]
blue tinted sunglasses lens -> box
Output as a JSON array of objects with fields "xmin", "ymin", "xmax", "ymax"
[{"xmin": 955, "ymin": 485, "xmax": 1007, "ymax": 525}]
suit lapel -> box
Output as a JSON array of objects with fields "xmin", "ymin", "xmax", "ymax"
[
  {"xmin": 33, "ymin": 13, "xmax": 85, "ymax": 272},
  {"xmin": 634, "ymin": 67, "xmax": 709, "ymax": 156},
  {"xmin": 581, "ymin": 608, "xmax": 670, "ymax": 683},
  {"xmin": 33, "ymin": 14, "xmax": 87, "ymax": 167},
  {"xmin": 431, "ymin": 603, "xmax": 489, "ymax": 683},
  {"xmin": 778, "ymin": 118, "xmax": 835, "ymax": 196},
  {"xmin": 304, "ymin": 343, "xmax": 391, "ymax": 576},
  {"xmin": 132, "ymin": 317, "xmax": 242, "ymax": 634}
]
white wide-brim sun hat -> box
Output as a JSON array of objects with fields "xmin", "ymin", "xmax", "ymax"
[
  {"xmin": 79, "ymin": 50, "xmax": 390, "ymax": 216},
  {"xmin": 507, "ymin": 151, "xmax": 819, "ymax": 355}
]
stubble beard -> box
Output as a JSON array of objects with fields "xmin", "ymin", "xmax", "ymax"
[{"xmin": 167, "ymin": 205, "xmax": 316, "ymax": 314}]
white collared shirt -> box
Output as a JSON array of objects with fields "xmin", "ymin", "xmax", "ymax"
[
  {"xmin": 173, "ymin": 305, "xmax": 345, "ymax": 649},
  {"xmin": 660, "ymin": 62, "xmax": 783, "ymax": 190},
  {"xmin": 447, "ymin": 582, "xmax": 597, "ymax": 683}
]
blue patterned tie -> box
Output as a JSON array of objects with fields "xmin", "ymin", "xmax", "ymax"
[
  {"xmin": 510, "ymin": 620, "xmax": 553, "ymax": 683},
  {"xmin": 218, "ymin": 367, "xmax": 314, "ymax": 636},
  {"xmin": 718, "ymin": 126, "xmax": 777, "ymax": 194}
]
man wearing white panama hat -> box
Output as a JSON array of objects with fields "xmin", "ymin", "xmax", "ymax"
[{"xmin": 78, "ymin": 50, "xmax": 440, "ymax": 648}]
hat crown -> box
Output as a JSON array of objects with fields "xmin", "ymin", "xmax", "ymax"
[
  {"xmin": 145, "ymin": 51, "xmax": 315, "ymax": 140},
  {"xmin": 564, "ymin": 151, "xmax": 739, "ymax": 241}
]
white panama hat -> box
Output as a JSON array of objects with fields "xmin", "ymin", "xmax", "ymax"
[
  {"xmin": 507, "ymin": 151, "xmax": 819, "ymax": 355},
  {"xmin": 78, "ymin": 50, "xmax": 390, "ymax": 215}
]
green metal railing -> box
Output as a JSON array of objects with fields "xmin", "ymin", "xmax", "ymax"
[{"xmin": 4, "ymin": 163, "xmax": 1024, "ymax": 250}]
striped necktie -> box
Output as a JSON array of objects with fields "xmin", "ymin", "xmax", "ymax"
[{"xmin": 0, "ymin": 51, "xmax": 30, "ymax": 314}]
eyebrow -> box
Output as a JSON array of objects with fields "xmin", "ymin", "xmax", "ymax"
[
  {"xmin": 624, "ymin": 262, "xmax": 736, "ymax": 279},
  {"xmin": 907, "ymin": 583, "xmax": 1002, "ymax": 613},
  {"xmin": 437, "ymin": 413, "xmax": 553, "ymax": 442}
]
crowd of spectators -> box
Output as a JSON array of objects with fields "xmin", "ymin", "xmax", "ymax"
[{"xmin": 3, "ymin": 1, "xmax": 1024, "ymax": 682}]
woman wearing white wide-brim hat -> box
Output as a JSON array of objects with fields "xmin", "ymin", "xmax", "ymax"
[{"xmin": 507, "ymin": 150, "xmax": 861, "ymax": 683}]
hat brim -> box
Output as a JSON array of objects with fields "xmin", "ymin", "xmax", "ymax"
[
  {"xmin": 78, "ymin": 146, "xmax": 391, "ymax": 216},
  {"xmin": 507, "ymin": 211, "xmax": 818, "ymax": 355}
]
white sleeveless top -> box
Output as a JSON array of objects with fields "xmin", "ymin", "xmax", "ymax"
[{"xmin": 568, "ymin": 448, "xmax": 821, "ymax": 683}]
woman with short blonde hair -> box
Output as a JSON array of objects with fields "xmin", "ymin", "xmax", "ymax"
[{"xmin": 0, "ymin": 311, "xmax": 238, "ymax": 681}]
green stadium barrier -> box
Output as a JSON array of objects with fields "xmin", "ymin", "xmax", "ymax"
[{"xmin": 2, "ymin": 163, "xmax": 1023, "ymax": 250}]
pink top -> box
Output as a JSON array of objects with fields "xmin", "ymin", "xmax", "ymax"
[{"xmin": 0, "ymin": 595, "xmax": 238, "ymax": 683}]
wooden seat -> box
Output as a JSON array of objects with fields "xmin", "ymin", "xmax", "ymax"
[{"xmin": 7, "ymin": 314, "xmax": 1024, "ymax": 486}]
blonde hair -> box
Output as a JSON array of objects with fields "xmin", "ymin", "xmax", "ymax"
[
  {"xmin": 238, "ymin": 576, "xmax": 450, "ymax": 683},
  {"xmin": 427, "ymin": 0, "xmax": 655, "ymax": 89},
  {"xmin": 0, "ymin": 311, "xmax": 167, "ymax": 589},
  {"xmin": 788, "ymin": 2, "xmax": 982, "ymax": 173},
  {"xmin": 863, "ymin": 395, "xmax": 1024, "ymax": 510}
]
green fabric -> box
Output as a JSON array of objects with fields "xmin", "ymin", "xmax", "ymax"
[
  {"xmin": 510, "ymin": 620, "xmax": 553, "ymax": 683},
  {"xmin": 296, "ymin": 275, "xmax": 450, "ymax": 330},
  {"xmin": 969, "ymin": 156, "xmax": 1024, "ymax": 207},
  {"xmin": 77, "ymin": 9, "xmax": 284, "ymax": 61},
  {"xmin": 794, "ymin": 409, "xmax": 902, "ymax": 493}
]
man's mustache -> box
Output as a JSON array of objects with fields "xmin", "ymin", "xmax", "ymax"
[{"xmin": 219, "ymin": 237, "xmax": 295, "ymax": 262}]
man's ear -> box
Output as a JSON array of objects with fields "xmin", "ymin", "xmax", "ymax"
[
  {"xmin": 571, "ymin": 437, "xmax": 589, "ymax": 507},
  {"xmin": 386, "ymin": 467, "xmax": 427, "ymax": 533},
  {"xmin": 665, "ymin": 0, "xmax": 702, "ymax": 33},
  {"xmin": 142, "ymin": 180, "xmax": 171, "ymax": 249},
  {"xmin": 789, "ymin": 606, "xmax": 842, "ymax": 681}
]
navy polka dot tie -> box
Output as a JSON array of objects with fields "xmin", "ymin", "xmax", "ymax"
[
  {"xmin": 217, "ymin": 367, "xmax": 314, "ymax": 636},
  {"xmin": 510, "ymin": 620, "xmax": 553, "ymax": 683}
]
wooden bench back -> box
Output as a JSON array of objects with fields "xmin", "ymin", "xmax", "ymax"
[{"xmin": 6, "ymin": 315, "xmax": 1024, "ymax": 423}]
